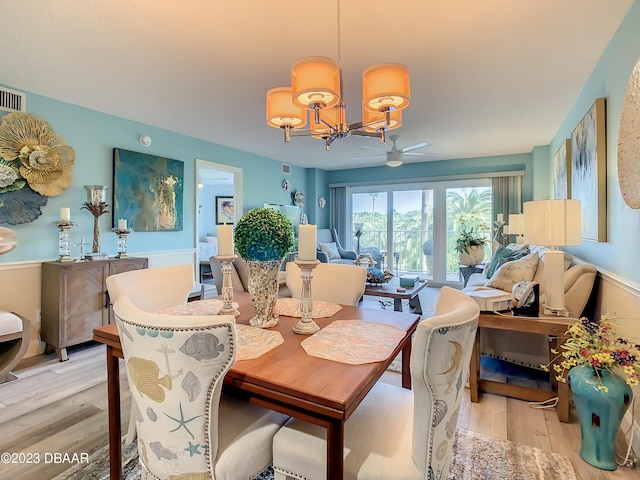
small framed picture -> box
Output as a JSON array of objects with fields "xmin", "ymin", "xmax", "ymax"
[{"xmin": 215, "ymin": 196, "xmax": 235, "ymax": 224}]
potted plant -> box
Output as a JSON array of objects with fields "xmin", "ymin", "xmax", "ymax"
[
  {"xmin": 234, "ymin": 207, "xmax": 295, "ymax": 327},
  {"xmin": 541, "ymin": 314, "xmax": 638, "ymax": 470},
  {"xmin": 455, "ymin": 227, "xmax": 487, "ymax": 266}
]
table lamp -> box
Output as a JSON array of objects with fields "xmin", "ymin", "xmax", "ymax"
[
  {"xmin": 508, "ymin": 214, "xmax": 525, "ymax": 244},
  {"xmin": 523, "ymin": 199, "xmax": 581, "ymax": 316}
]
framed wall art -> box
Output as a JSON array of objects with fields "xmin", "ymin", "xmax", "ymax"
[
  {"xmin": 112, "ymin": 148, "xmax": 184, "ymax": 231},
  {"xmin": 570, "ymin": 97, "xmax": 607, "ymax": 242},
  {"xmin": 215, "ymin": 196, "xmax": 235, "ymax": 224},
  {"xmin": 552, "ymin": 139, "xmax": 571, "ymax": 199}
]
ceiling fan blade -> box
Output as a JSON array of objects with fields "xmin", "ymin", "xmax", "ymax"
[
  {"xmin": 361, "ymin": 145, "xmax": 386, "ymax": 152},
  {"xmin": 400, "ymin": 142, "xmax": 430, "ymax": 153},
  {"xmin": 403, "ymin": 152, "xmax": 440, "ymax": 157}
]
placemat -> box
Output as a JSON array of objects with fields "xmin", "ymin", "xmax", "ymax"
[
  {"xmin": 157, "ymin": 300, "xmax": 283, "ymax": 361},
  {"xmin": 236, "ymin": 324, "xmax": 284, "ymax": 361},
  {"xmin": 276, "ymin": 297, "xmax": 342, "ymax": 318},
  {"xmin": 301, "ymin": 320, "xmax": 405, "ymax": 365},
  {"xmin": 159, "ymin": 298, "xmax": 238, "ymax": 316}
]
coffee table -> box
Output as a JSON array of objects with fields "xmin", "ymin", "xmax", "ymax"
[{"xmin": 364, "ymin": 276, "xmax": 428, "ymax": 313}]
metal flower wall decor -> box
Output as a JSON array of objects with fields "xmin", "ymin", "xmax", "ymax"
[{"xmin": 0, "ymin": 112, "xmax": 75, "ymax": 224}]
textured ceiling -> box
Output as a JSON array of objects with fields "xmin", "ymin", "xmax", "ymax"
[{"xmin": 0, "ymin": 0, "xmax": 633, "ymax": 170}]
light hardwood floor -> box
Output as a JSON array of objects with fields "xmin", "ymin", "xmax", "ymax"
[{"xmin": 0, "ymin": 342, "xmax": 637, "ymax": 479}]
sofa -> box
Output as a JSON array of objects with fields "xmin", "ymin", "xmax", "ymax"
[
  {"xmin": 316, "ymin": 228, "xmax": 357, "ymax": 265},
  {"xmin": 463, "ymin": 243, "xmax": 597, "ymax": 369}
]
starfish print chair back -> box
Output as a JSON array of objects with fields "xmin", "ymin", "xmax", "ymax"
[
  {"xmin": 113, "ymin": 296, "xmax": 288, "ymax": 479},
  {"xmin": 273, "ymin": 287, "xmax": 479, "ymax": 479}
]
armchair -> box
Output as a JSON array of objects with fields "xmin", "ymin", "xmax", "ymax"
[{"xmin": 316, "ymin": 228, "xmax": 357, "ymax": 264}]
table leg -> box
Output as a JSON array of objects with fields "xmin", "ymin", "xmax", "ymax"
[
  {"xmin": 408, "ymin": 295, "xmax": 422, "ymax": 315},
  {"xmin": 401, "ymin": 337, "xmax": 412, "ymax": 389},
  {"xmin": 469, "ymin": 327, "xmax": 480, "ymax": 403},
  {"xmin": 326, "ymin": 420, "xmax": 344, "ymax": 480},
  {"xmin": 557, "ymin": 381, "xmax": 570, "ymax": 423},
  {"xmin": 106, "ymin": 345, "xmax": 122, "ymax": 480},
  {"xmin": 393, "ymin": 298, "xmax": 402, "ymax": 312}
]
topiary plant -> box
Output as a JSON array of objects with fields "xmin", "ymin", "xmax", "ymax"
[{"xmin": 234, "ymin": 207, "xmax": 295, "ymax": 261}]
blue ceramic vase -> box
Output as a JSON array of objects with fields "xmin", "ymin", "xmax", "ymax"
[{"xmin": 567, "ymin": 365, "xmax": 633, "ymax": 470}]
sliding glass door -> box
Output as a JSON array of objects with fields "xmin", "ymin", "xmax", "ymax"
[{"xmin": 350, "ymin": 179, "xmax": 491, "ymax": 286}]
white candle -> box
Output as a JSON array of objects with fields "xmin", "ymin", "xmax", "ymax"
[
  {"xmin": 497, "ymin": 213, "xmax": 503, "ymax": 223},
  {"xmin": 298, "ymin": 224, "xmax": 317, "ymax": 261},
  {"xmin": 60, "ymin": 208, "xmax": 70, "ymax": 222},
  {"xmin": 218, "ymin": 224, "xmax": 234, "ymax": 256},
  {"xmin": 118, "ymin": 219, "xmax": 127, "ymax": 230}
]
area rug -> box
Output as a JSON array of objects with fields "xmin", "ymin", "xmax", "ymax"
[{"xmin": 54, "ymin": 428, "xmax": 576, "ymax": 480}]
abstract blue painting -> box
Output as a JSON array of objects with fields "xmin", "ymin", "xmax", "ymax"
[{"xmin": 112, "ymin": 148, "xmax": 184, "ymax": 231}]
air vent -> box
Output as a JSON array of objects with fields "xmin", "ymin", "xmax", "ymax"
[
  {"xmin": 0, "ymin": 87, "xmax": 26, "ymax": 113},
  {"xmin": 282, "ymin": 163, "xmax": 291, "ymax": 175}
]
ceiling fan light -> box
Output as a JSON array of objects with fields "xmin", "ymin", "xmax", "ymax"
[
  {"xmin": 386, "ymin": 158, "xmax": 403, "ymax": 167},
  {"xmin": 266, "ymin": 87, "xmax": 307, "ymax": 129},
  {"xmin": 291, "ymin": 57, "xmax": 341, "ymax": 110},
  {"xmin": 362, "ymin": 63, "xmax": 410, "ymax": 112},
  {"xmin": 362, "ymin": 106, "xmax": 402, "ymax": 132}
]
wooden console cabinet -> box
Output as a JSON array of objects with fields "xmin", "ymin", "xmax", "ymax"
[{"xmin": 41, "ymin": 257, "xmax": 148, "ymax": 361}]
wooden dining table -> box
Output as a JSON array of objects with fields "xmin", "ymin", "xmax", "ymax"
[{"xmin": 93, "ymin": 292, "xmax": 420, "ymax": 480}]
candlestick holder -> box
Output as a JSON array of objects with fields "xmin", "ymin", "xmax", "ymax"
[
  {"xmin": 51, "ymin": 220, "xmax": 77, "ymax": 262},
  {"xmin": 293, "ymin": 259, "xmax": 321, "ymax": 335},
  {"xmin": 215, "ymin": 254, "xmax": 240, "ymax": 316},
  {"xmin": 493, "ymin": 220, "xmax": 507, "ymax": 249},
  {"xmin": 112, "ymin": 228, "xmax": 133, "ymax": 258},
  {"xmin": 82, "ymin": 185, "xmax": 110, "ymax": 254}
]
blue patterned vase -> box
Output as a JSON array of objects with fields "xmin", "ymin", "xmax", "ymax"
[{"xmin": 567, "ymin": 365, "xmax": 633, "ymax": 470}]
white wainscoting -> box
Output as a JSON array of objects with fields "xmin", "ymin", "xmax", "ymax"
[
  {"xmin": 0, "ymin": 249, "xmax": 197, "ymax": 359},
  {"xmin": 593, "ymin": 269, "xmax": 640, "ymax": 458}
]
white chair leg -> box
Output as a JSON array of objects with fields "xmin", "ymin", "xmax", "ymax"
[{"xmin": 124, "ymin": 403, "xmax": 136, "ymax": 444}]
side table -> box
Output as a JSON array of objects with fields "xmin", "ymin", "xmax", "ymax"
[
  {"xmin": 459, "ymin": 264, "xmax": 484, "ymax": 287},
  {"xmin": 469, "ymin": 311, "xmax": 575, "ymax": 422}
]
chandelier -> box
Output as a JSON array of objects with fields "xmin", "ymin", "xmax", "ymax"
[{"xmin": 265, "ymin": 1, "xmax": 411, "ymax": 151}]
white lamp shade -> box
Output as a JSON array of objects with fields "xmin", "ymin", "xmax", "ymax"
[
  {"xmin": 508, "ymin": 214, "xmax": 525, "ymax": 235},
  {"xmin": 266, "ymin": 87, "xmax": 307, "ymax": 129},
  {"xmin": 362, "ymin": 63, "xmax": 410, "ymax": 112},
  {"xmin": 291, "ymin": 57, "xmax": 341, "ymax": 110},
  {"xmin": 523, "ymin": 199, "xmax": 581, "ymax": 246}
]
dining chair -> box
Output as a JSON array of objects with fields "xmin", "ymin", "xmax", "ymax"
[
  {"xmin": 106, "ymin": 264, "xmax": 196, "ymax": 313},
  {"xmin": 113, "ymin": 296, "xmax": 289, "ymax": 480},
  {"xmin": 106, "ymin": 263, "xmax": 197, "ymax": 443},
  {"xmin": 285, "ymin": 262, "xmax": 366, "ymax": 306},
  {"xmin": 272, "ymin": 286, "xmax": 480, "ymax": 480}
]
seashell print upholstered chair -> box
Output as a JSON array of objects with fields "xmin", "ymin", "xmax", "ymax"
[
  {"xmin": 106, "ymin": 263, "xmax": 199, "ymax": 444},
  {"xmin": 113, "ymin": 296, "xmax": 289, "ymax": 480},
  {"xmin": 272, "ymin": 286, "xmax": 479, "ymax": 480}
]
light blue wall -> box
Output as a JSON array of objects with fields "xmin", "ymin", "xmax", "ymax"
[
  {"xmin": 0, "ymin": 88, "xmax": 307, "ymax": 262},
  {"xmin": 548, "ymin": 1, "xmax": 640, "ymax": 284}
]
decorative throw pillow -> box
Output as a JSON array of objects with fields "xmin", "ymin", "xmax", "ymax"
[
  {"xmin": 485, "ymin": 245, "xmax": 510, "ymax": 279},
  {"xmin": 496, "ymin": 247, "xmax": 530, "ymax": 269},
  {"xmin": 486, "ymin": 251, "xmax": 539, "ymax": 292},
  {"xmin": 319, "ymin": 242, "xmax": 341, "ymax": 260}
]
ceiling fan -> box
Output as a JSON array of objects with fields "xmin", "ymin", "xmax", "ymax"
[{"xmin": 352, "ymin": 135, "xmax": 437, "ymax": 167}]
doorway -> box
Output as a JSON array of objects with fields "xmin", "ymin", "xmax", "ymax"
[{"xmin": 195, "ymin": 159, "xmax": 243, "ymax": 278}]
